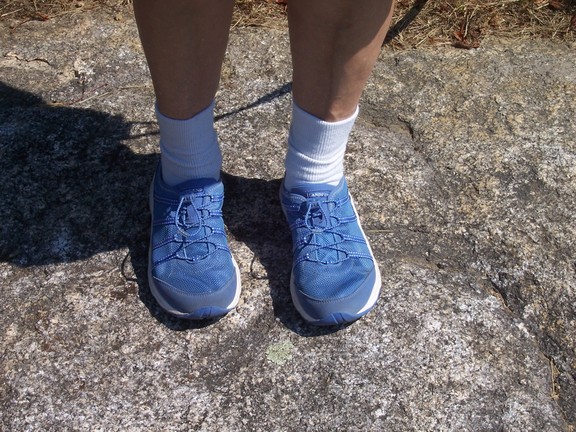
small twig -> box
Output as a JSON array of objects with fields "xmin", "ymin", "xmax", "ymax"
[
  {"xmin": 548, "ymin": 357, "xmax": 560, "ymax": 400},
  {"xmin": 60, "ymin": 83, "xmax": 150, "ymax": 107},
  {"xmin": 415, "ymin": 28, "xmax": 437, "ymax": 47},
  {"xmin": 1, "ymin": 8, "xmax": 22, "ymax": 17},
  {"xmin": 121, "ymin": 251, "xmax": 138, "ymax": 283},
  {"xmin": 74, "ymin": 90, "xmax": 113, "ymax": 105}
]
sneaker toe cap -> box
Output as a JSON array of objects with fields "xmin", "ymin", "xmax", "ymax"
[
  {"xmin": 150, "ymin": 259, "xmax": 240, "ymax": 319},
  {"xmin": 291, "ymin": 260, "xmax": 381, "ymax": 325}
]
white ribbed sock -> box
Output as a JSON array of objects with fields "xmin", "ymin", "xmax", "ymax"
[
  {"xmin": 284, "ymin": 102, "xmax": 358, "ymax": 190},
  {"xmin": 156, "ymin": 101, "xmax": 222, "ymax": 186}
]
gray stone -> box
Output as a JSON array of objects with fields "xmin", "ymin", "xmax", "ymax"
[{"xmin": 1, "ymin": 9, "xmax": 574, "ymax": 431}]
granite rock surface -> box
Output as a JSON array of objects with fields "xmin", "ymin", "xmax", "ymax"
[{"xmin": 1, "ymin": 9, "xmax": 574, "ymax": 431}]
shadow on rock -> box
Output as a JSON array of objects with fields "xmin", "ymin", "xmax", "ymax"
[
  {"xmin": 0, "ymin": 82, "xmax": 168, "ymax": 324},
  {"xmin": 1, "ymin": 82, "xmax": 150, "ymax": 266},
  {"xmin": 0, "ymin": 82, "xmax": 227, "ymax": 331}
]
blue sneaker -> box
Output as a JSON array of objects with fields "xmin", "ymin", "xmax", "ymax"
[
  {"xmin": 148, "ymin": 164, "xmax": 241, "ymax": 319},
  {"xmin": 280, "ymin": 178, "xmax": 381, "ymax": 325}
]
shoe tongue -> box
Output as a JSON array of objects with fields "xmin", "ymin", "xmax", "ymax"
[
  {"xmin": 175, "ymin": 178, "xmax": 218, "ymax": 226},
  {"xmin": 291, "ymin": 184, "xmax": 333, "ymax": 200},
  {"xmin": 176, "ymin": 177, "xmax": 218, "ymax": 193},
  {"xmin": 186, "ymin": 205, "xmax": 200, "ymax": 225}
]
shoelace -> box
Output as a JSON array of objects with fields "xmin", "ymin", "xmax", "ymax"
[
  {"xmin": 294, "ymin": 198, "xmax": 349, "ymax": 265},
  {"xmin": 171, "ymin": 191, "xmax": 224, "ymax": 263},
  {"xmin": 291, "ymin": 195, "xmax": 373, "ymax": 266},
  {"xmin": 303, "ymin": 200, "xmax": 335, "ymax": 231}
]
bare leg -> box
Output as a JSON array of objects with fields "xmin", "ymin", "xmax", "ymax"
[
  {"xmin": 133, "ymin": 0, "xmax": 234, "ymax": 120},
  {"xmin": 288, "ymin": 0, "xmax": 395, "ymax": 121},
  {"xmin": 133, "ymin": 0, "xmax": 235, "ymax": 184}
]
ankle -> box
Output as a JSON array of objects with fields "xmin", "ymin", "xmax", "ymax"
[{"xmin": 283, "ymin": 102, "xmax": 358, "ymax": 190}]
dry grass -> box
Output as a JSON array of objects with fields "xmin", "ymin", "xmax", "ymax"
[
  {"xmin": 1, "ymin": 0, "xmax": 575, "ymax": 47},
  {"xmin": 391, "ymin": 0, "xmax": 576, "ymax": 48}
]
